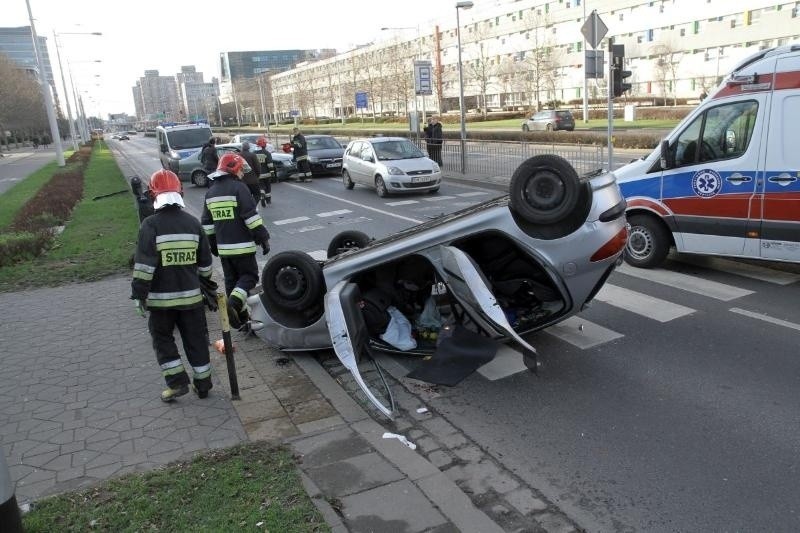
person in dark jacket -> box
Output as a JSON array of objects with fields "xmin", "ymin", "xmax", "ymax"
[
  {"xmin": 201, "ymin": 153, "xmax": 270, "ymax": 329},
  {"xmin": 200, "ymin": 137, "xmax": 218, "ymax": 174},
  {"xmin": 254, "ymin": 136, "xmax": 275, "ymax": 206},
  {"xmin": 423, "ymin": 116, "xmax": 443, "ymax": 165},
  {"xmin": 131, "ymin": 169, "xmax": 218, "ymax": 402},
  {"xmin": 291, "ymin": 127, "xmax": 312, "ymax": 182},
  {"xmin": 239, "ymin": 141, "xmax": 262, "ymax": 203}
]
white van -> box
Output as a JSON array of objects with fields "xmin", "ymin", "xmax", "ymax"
[
  {"xmin": 616, "ymin": 44, "xmax": 800, "ymax": 268},
  {"xmin": 156, "ymin": 123, "xmax": 214, "ymax": 187}
]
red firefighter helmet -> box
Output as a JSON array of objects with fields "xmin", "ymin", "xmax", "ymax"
[
  {"xmin": 148, "ymin": 169, "xmax": 182, "ymax": 197},
  {"xmin": 256, "ymin": 136, "xmax": 267, "ymax": 148},
  {"xmin": 211, "ymin": 152, "xmax": 250, "ymax": 178}
]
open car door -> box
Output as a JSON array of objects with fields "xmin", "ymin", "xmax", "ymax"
[
  {"xmin": 325, "ymin": 280, "xmax": 394, "ymax": 418},
  {"xmin": 439, "ymin": 245, "xmax": 538, "ymax": 358}
]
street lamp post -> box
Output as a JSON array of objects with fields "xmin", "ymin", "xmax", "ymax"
[
  {"xmin": 455, "ymin": 1, "xmax": 474, "ymax": 174},
  {"xmin": 25, "ymin": 0, "xmax": 64, "ymax": 166},
  {"xmin": 53, "ymin": 31, "xmax": 102, "ymax": 151}
]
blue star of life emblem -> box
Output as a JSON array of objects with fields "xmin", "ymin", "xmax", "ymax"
[{"xmin": 691, "ymin": 169, "xmax": 722, "ymax": 198}]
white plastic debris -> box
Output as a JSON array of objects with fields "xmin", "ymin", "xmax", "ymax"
[
  {"xmin": 382, "ymin": 432, "xmax": 417, "ymax": 450},
  {"xmin": 416, "ymin": 407, "xmax": 429, "ymax": 414}
]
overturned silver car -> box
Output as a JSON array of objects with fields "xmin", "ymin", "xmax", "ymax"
[{"xmin": 246, "ymin": 155, "xmax": 628, "ymax": 417}]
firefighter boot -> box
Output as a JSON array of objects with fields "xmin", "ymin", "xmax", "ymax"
[
  {"xmin": 192, "ymin": 381, "xmax": 213, "ymax": 399},
  {"xmin": 161, "ymin": 384, "xmax": 189, "ymax": 403}
]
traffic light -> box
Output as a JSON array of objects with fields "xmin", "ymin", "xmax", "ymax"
[{"xmin": 611, "ymin": 44, "xmax": 632, "ymax": 98}]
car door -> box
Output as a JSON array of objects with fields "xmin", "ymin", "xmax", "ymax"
[
  {"xmin": 759, "ymin": 68, "xmax": 800, "ymax": 261},
  {"xmin": 325, "ymin": 280, "xmax": 393, "ymax": 417},
  {"xmin": 345, "ymin": 141, "xmax": 364, "ymax": 182},
  {"xmin": 438, "ymin": 245, "xmax": 538, "ymax": 358},
  {"xmin": 661, "ymin": 96, "xmax": 766, "ymax": 258},
  {"xmin": 359, "ymin": 143, "xmax": 378, "ymax": 188}
]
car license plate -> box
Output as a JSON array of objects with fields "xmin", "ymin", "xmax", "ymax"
[
  {"xmin": 411, "ymin": 176, "xmax": 432, "ymax": 183},
  {"xmin": 326, "ymin": 162, "xmax": 341, "ymax": 168}
]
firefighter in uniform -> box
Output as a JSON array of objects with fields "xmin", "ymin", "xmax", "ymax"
[
  {"xmin": 291, "ymin": 127, "xmax": 312, "ymax": 182},
  {"xmin": 131, "ymin": 169, "xmax": 218, "ymax": 402},
  {"xmin": 201, "ymin": 153, "xmax": 270, "ymax": 329},
  {"xmin": 254, "ymin": 136, "xmax": 274, "ymax": 206},
  {"xmin": 239, "ymin": 141, "xmax": 262, "ymax": 204}
]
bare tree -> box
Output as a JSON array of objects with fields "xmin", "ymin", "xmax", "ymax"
[
  {"xmin": 496, "ymin": 56, "xmax": 517, "ymax": 110},
  {"xmin": 0, "ymin": 53, "xmax": 48, "ymax": 149},
  {"xmin": 651, "ymin": 41, "xmax": 682, "ymax": 106},
  {"xmin": 517, "ymin": 11, "xmax": 559, "ymax": 111},
  {"xmin": 462, "ymin": 21, "xmax": 497, "ymax": 118}
]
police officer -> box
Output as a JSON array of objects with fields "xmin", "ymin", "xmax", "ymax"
[
  {"xmin": 291, "ymin": 127, "xmax": 312, "ymax": 182},
  {"xmin": 254, "ymin": 136, "xmax": 275, "ymax": 206},
  {"xmin": 131, "ymin": 169, "xmax": 218, "ymax": 402},
  {"xmin": 201, "ymin": 153, "xmax": 270, "ymax": 329},
  {"xmin": 239, "ymin": 141, "xmax": 262, "ymax": 203}
]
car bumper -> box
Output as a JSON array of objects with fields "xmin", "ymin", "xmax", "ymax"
[
  {"xmin": 310, "ymin": 160, "xmax": 343, "ymax": 175},
  {"xmin": 386, "ymin": 175, "xmax": 441, "ymax": 193}
]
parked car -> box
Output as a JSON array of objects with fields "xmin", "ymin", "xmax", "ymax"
[
  {"xmin": 342, "ymin": 137, "xmax": 441, "ymax": 197},
  {"xmin": 247, "ymin": 155, "xmax": 628, "ymax": 417},
  {"xmin": 215, "ymin": 142, "xmax": 297, "ymax": 181},
  {"xmin": 522, "ymin": 110, "xmax": 575, "ymax": 132},
  {"xmin": 231, "ymin": 133, "xmax": 274, "ymax": 152},
  {"xmin": 119, "ymin": 134, "xmax": 130, "ymax": 141},
  {"xmin": 305, "ymin": 134, "xmax": 345, "ymax": 176}
]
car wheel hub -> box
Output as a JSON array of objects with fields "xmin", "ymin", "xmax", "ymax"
[
  {"xmin": 628, "ymin": 227, "xmax": 652, "ymax": 260},
  {"xmin": 275, "ymin": 266, "xmax": 306, "ymax": 300},
  {"xmin": 524, "ymin": 172, "xmax": 565, "ymax": 210}
]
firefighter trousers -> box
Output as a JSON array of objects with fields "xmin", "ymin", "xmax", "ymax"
[
  {"xmin": 220, "ymin": 253, "xmax": 259, "ymax": 307},
  {"xmin": 149, "ymin": 306, "xmax": 212, "ymax": 391}
]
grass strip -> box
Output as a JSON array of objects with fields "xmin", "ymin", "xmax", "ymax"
[
  {"xmin": 0, "ymin": 160, "xmax": 62, "ymax": 230},
  {"xmin": 0, "ymin": 143, "xmax": 140, "ymax": 291},
  {"xmin": 22, "ymin": 442, "xmax": 329, "ymax": 533}
]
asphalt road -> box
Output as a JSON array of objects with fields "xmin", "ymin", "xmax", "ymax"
[
  {"xmin": 110, "ymin": 136, "xmax": 800, "ymax": 532},
  {"xmin": 0, "ymin": 147, "xmax": 59, "ymax": 195}
]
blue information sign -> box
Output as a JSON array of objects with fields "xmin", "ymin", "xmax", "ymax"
[{"xmin": 355, "ymin": 91, "xmax": 368, "ymax": 110}]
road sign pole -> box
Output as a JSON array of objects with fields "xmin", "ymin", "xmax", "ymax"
[
  {"xmin": 583, "ymin": 3, "xmax": 588, "ymax": 124},
  {"xmin": 607, "ymin": 37, "xmax": 614, "ymax": 172}
]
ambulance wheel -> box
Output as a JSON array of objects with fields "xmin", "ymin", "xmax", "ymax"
[
  {"xmin": 624, "ymin": 213, "xmax": 671, "ymax": 268},
  {"xmin": 326, "ymin": 230, "xmax": 371, "ymax": 258},
  {"xmin": 262, "ymin": 251, "xmax": 324, "ymax": 311},
  {"xmin": 509, "ymin": 154, "xmax": 580, "ymax": 225}
]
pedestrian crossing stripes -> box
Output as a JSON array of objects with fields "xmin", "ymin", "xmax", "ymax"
[
  {"xmin": 616, "ymin": 263, "xmax": 754, "ymax": 301},
  {"xmin": 386, "ymin": 200, "xmax": 419, "ymax": 206},
  {"xmin": 677, "ymin": 256, "xmax": 800, "ymax": 285},
  {"xmin": 729, "ymin": 308, "xmax": 800, "ymax": 333},
  {"xmin": 424, "ymin": 196, "xmax": 456, "ymax": 201},
  {"xmin": 594, "ymin": 284, "xmax": 695, "ymax": 322},
  {"xmin": 456, "ymin": 191, "xmax": 489, "ymax": 197},
  {"xmin": 544, "ymin": 316, "xmax": 624, "ymax": 349},
  {"xmin": 274, "ymin": 216, "xmax": 310, "ymax": 225},
  {"xmin": 317, "ymin": 209, "xmax": 352, "ymax": 217}
]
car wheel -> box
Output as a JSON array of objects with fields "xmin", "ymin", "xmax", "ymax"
[
  {"xmin": 326, "ymin": 230, "xmax": 371, "ymax": 258},
  {"xmin": 624, "ymin": 214, "xmax": 671, "ymax": 268},
  {"xmin": 375, "ymin": 176, "xmax": 388, "ymax": 197},
  {"xmin": 261, "ymin": 251, "xmax": 324, "ymax": 311},
  {"xmin": 428, "ymin": 187, "xmax": 439, "ymax": 194},
  {"xmin": 509, "ymin": 154, "xmax": 580, "ymax": 225},
  {"xmin": 522, "ymin": 124, "xmax": 530, "ymax": 132},
  {"xmin": 192, "ymin": 170, "xmax": 209, "ymax": 188},
  {"xmin": 546, "ymin": 123, "xmax": 553, "ymax": 132},
  {"xmin": 343, "ymin": 169, "xmax": 355, "ymax": 190},
  {"xmin": 566, "ymin": 127, "xmax": 575, "ymax": 132}
]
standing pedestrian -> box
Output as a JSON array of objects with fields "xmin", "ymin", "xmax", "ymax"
[
  {"xmin": 201, "ymin": 153, "xmax": 271, "ymax": 329},
  {"xmin": 200, "ymin": 137, "xmax": 218, "ymax": 177},
  {"xmin": 424, "ymin": 116, "xmax": 443, "ymax": 165},
  {"xmin": 291, "ymin": 127, "xmax": 312, "ymax": 182},
  {"xmin": 131, "ymin": 169, "xmax": 218, "ymax": 402},
  {"xmin": 239, "ymin": 141, "xmax": 262, "ymax": 203},
  {"xmin": 254, "ymin": 136, "xmax": 275, "ymax": 206}
]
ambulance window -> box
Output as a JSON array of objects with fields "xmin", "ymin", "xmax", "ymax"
[
  {"xmin": 700, "ymin": 100, "xmax": 758, "ymax": 162},
  {"xmin": 673, "ymin": 116, "xmax": 703, "ymax": 166},
  {"xmin": 782, "ymin": 96, "xmax": 800, "ymax": 168}
]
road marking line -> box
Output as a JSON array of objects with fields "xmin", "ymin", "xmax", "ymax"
[
  {"xmin": 423, "ymin": 196, "xmax": 456, "ymax": 201},
  {"xmin": 273, "ymin": 216, "xmax": 311, "ymax": 225},
  {"xmin": 477, "ymin": 344, "xmax": 529, "ymax": 380},
  {"xmin": 594, "ymin": 284, "xmax": 695, "ymax": 322},
  {"xmin": 456, "ymin": 191, "xmax": 488, "ymax": 197},
  {"xmin": 317, "ymin": 209, "xmax": 352, "ymax": 217},
  {"xmin": 285, "ymin": 183, "xmax": 423, "ymax": 224},
  {"xmin": 729, "ymin": 308, "xmax": 800, "ymax": 333},
  {"xmin": 678, "ymin": 256, "xmax": 800, "ymax": 285},
  {"xmin": 286, "ymin": 225, "xmax": 326, "ymax": 234},
  {"xmin": 545, "ymin": 316, "xmax": 624, "ymax": 349},
  {"xmin": 386, "ymin": 200, "xmax": 419, "ymax": 206},
  {"xmin": 616, "ymin": 263, "xmax": 754, "ymax": 301}
]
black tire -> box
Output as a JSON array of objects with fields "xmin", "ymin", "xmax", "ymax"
[
  {"xmin": 261, "ymin": 251, "xmax": 324, "ymax": 311},
  {"xmin": 522, "ymin": 124, "xmax": 530, "ymax": 132},
  {"xmin": 192, "ymin": 170, "xmax": 209, "ymax": 188},
  {"xmin": 326, "ymin": 230, "xmax": 371, "ymax": 258},
  {"xmin": 509, "ymin": 154, "xmax": 580, "ymax": 225},
  {"xmin": 375, "ymin": 176, "xmax": 388, "ymax": 197},
  {"xmin": 343, "ymin": 169, "xmax": 355, "ymax": 190},
  {"xmin": 428, "ymin": 187, "xmax": 440, "ymax": 194},
  {"xmin": 624, "ymin": 213, "xmax": 671, "ymax": 268}
]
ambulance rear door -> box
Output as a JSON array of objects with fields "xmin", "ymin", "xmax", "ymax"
[{"xmin": 758, "ymin": 53, "xmax": 800, "ymax": 262}]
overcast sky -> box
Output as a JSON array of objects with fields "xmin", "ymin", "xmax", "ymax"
[{"xmin": 6, "ymin": 0, "xmax": 498, "ymax": 117}]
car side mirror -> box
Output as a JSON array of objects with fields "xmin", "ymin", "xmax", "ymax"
[
  {"xmin": 160, "ymin": 143, "xmax": 168, "ymax": 153},
  {"xmin": 659, "ymin": 139, "xmax": 673, "ymax": 170}
]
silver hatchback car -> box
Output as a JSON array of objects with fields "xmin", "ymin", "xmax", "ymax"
[
  {"xmin": 247, "ymin": 155, "xmax": 627, "ymax": 417},
  {"xmin": 342, "ymin": 137, "xmax": 441, "ymax": 196}
]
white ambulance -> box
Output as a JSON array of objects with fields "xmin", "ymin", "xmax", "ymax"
[{"xmin": 616, "ymin": 43, "xmax": 800, "ymax": 268}]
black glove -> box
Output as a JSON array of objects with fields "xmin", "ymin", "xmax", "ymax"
[
  {"xmin": 261, "ymin": 241, "xmax": 270, "ymax": 256},
  {"xmin": 199, "ymin": 277, "xmax": 219, "ymax": 312},
  {"xmin": 209, "ymin": 235, "xmax": 219, "ymax": 257}
]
